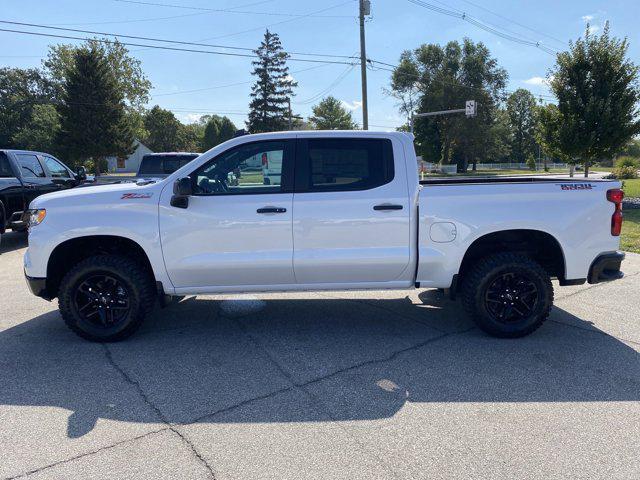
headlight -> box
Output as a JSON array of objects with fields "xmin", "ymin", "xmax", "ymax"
[{"xmin": 28, "ymin": 209, "xmax": 47, "ymax": 227}]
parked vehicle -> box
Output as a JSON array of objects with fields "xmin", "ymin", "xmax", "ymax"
[
  {"xmin": 0, "ymin": 149, "xmax": 87, "ymax": 234},
  {"xmin": 23, "ymin": 131, "xmax": 625, "ymax": 341},
  {"xmin": 137, "ymin": 152, "xmax": 200, "ymax": 179}
]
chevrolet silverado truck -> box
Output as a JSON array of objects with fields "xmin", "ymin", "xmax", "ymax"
[
  {"xmin": 23, "ymin": 131, "xmax": 625, "ymax": 341},
  {"xmin": 0, "ymin": 149, "xmax": 87, "ymax": 236}
]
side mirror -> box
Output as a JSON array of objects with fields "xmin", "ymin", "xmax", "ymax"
[
  {"xmin": 76, "ymin": 166, "xmax": 87, "ymax": 182},
  {"xmin": 173, "ymin": 177, "xmax": 193, "ymax": 196},
  {"xmin": 171, "ymin": 177, "xmax": 192, "ymax": 209}
]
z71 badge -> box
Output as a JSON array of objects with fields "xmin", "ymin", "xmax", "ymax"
[
  {"xmin": 121, "ymin": 193, "xmax": 153, "ymax": 199},
  {"xmin": 560, "ymin": 183, "xmax": 593, "ymax": 190}
]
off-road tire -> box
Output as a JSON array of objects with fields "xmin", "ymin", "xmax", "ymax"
[
  {"xmin": 59, "ymin": 255, "xmax": 155, "ymax": 342},
  {"xmin": 461, "ymin": 253, "xmax": 553, "ymax": 338}
]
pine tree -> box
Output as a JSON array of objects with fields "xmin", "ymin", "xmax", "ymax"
[
  {"xmin": 58, "ymin": 45, "xmax": 133, "ymax": 173},
  {"xmin": 247, "ymin": 30, "xmax": 297, "ymax": 133}
]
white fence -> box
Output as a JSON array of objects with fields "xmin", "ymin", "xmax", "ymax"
[{"xmin": 418, "ymin": 161, "xmax": 568, "ymax": 174}]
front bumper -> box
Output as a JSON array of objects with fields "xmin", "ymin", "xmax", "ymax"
[
  {"xmin": 588, "ymin": 252, "xmax": 625, "ymax": 284},
  {"xmin": 24, "ymin": 271, "xmax": 52, "ymax": 300}
]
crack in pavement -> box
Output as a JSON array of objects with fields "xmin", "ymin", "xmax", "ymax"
[
  {"xmin": 190, "ymin": 325, "xmax": 477, "ymax": 426},
  {"xmin": 100, "ymin": 345, "xmax": 217, "ymax": 479},
  {"xmin": 3, "ymin": 428, "xmax": 168, "ymax": 480},
  {"xmin": 228, "ymin": 313, "xmax": 405, "ymax": 480}
]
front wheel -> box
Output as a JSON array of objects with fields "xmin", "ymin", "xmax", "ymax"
[
  {"xmin": 461, "ymin": 253, "xmax": 553, "ymax": 338},
  {"xmin": 58, "ymin": 255, "xmax": 156, "ymax": 342}
]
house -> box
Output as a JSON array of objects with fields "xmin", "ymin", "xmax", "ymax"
[{"xmin": 106, "ymin": 140, "xmax": 153, "ymax": 173}]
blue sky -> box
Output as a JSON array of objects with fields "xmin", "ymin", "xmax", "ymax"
[{"xmin": 1, "ymin": 0, "xmax": 639, "ymax": 130}]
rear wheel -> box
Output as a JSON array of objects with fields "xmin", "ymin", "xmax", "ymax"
[
  {"xmin": 461, "ymin": 253, "xmax": 553, "ymax": 338},
  {"xmin": 58, "ymin": 255, "xmax": 155, "ymax": 342}
]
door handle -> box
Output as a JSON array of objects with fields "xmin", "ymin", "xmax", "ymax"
[
  {"xmin": 373, "ymin": 204, "xmax": 403, "ymax": 211},
  {"xmin": 257, "ymin": 207, "xmax": 287, "ymax": 214}
]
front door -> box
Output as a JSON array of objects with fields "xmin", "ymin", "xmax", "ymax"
[
  {"xmin": 41, "ymin": 155, "xmax": 77, "ymax": 189},
  {"xmin": 159, "ymin": 139, "xmax": 296, "ymax": 290},
  {"xmin": 292, "ymin": 137, "xmax": 412, "ymax": 285},
  {"xmin": 15, "ymin": 153, "xmax": 60, "ymax": 205}
]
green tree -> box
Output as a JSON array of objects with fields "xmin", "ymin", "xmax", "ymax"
[
  {"xmin": 12, "ymin": 104, "xmax": 61, "ymax": 153},
  {"xmin": 390, "ymin": 39, "xmax": 508, "ymax": 172},
  {"xmin": 203, "ymin": 115, "xmax": 237, "ymax": 150},
  {"xmin": 549, "ymin": 23, "xmax": 640, "ymax": 177},
  {"xmin": 143, "ymin": 106, "xmax": 183, "ymax": 152},
  {"xmin": 247, "ymin": 30, "xmax": 297, "ymax": 133},
  {"xmin": 309, "ymin": 96, "xmax": 358, "ymax": 130},
  {"xmin": 506, "ymin": 89, "xmax": 538, "ymax": 163},
  {"xmin": 485, "ymin": 108, "xmax": 512, "ymax": 163},
  {"xmin": 58, "ymin": 45, "xmax": 134, "ymax": 174},
  {"xmin": 0, "ymin": 68, "xmax": 55, "ymax": 148},
  {"xmin": 43, "ymin": 39, "xmax": 151, "ymax": 111},
  {"xmin": 44, "ymin": 39, "xmax": 151, "ymax": 145}
]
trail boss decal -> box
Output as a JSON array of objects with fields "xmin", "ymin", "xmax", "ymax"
[
  {"xmin": 121, "ymin": 193, "xmax": 153, "ymax": 199},
  {"xmin": 559, "ymin": 183, "xmax": 593, "ymax": 190}
]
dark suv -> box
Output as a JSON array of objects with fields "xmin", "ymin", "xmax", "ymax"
[{"xmin": 0, "ymin": 150, "xmax": 86, "ymax": 232}]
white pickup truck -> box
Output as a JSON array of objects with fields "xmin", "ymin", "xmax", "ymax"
[{"xmin": 23, "ymin": 131, "xmax": 626, "ymax": 341}]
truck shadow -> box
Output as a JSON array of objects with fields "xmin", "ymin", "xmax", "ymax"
[
  {"xmin": 1, "ymin": 292, "xmax": 638, "ymax": 438},
  {"xmin": 0, "ymin": 231, "xmax": 27, "ymax": 254}
]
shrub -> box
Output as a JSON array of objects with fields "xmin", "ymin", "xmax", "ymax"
[
  {"xmin": 526, "ymin": 155, "xmax": 537, "ymax": 170},
  {"xmin": 612, "ymin": 165, "xmax": 639, "ymax": 179},
  {"xmin": 616, "ymin": 156, "xmax": 639, "ymax": 169}
]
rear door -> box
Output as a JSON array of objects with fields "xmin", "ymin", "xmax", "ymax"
[
  {"xmin": 0, "ymin": 153, "xmax": 25, "ymax": 225},
  {"xmin": 160, "ymin": 139, "xmax": 296, "ymax": 289},
  {"xmin": 292, "ymin": 136, "xmax": 412, "ymax": 285},
  {"xmin": 15, "ymin": 153, "xmax": 59, "ymax": 205}
]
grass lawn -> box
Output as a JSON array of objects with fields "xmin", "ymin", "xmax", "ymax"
[
  {"xmin": 621, "ymin": 209, "xmax": 640, "ymax": 254},
  {"xmin": 621, "ymin": 178, "xmax": 640, "ymax": 199}
]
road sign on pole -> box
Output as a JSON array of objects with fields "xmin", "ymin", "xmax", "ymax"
[
  {"xmin": 465, "ymin": 100, "xmax": 476, "ymax": 117},
  {"xmin": 410, "ymin": 100, "xmax": 477, "ymax": 132}
]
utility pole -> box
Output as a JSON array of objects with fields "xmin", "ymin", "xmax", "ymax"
[
  {"xmin": 359, "ymin": 0, "xmax": 370, "ymax": 130},
  {"xmin": 287, "ymin": 98, "xmax": 292, "ymax": 130}
]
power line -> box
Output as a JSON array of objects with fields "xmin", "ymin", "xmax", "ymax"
[
  {"xmin": 294, "ymin": 64, "xmax": 356, "ymax": 105},
  {"xmin": 198, "ymin": 0, "xmax": 357, "ymax": 41},
  {"xmin": 0, "ymin": 20, "xmax": 359, "ymax": 60},
  {"xmin": 113, "ymin": 0, "xmax": 355, "ymax": 18},
  {"xmin": 0, "ymin": 27, "xmax": 357, "ymax": 65},
  {"xmin": 455, "ymin": 0, "xmax": 568, "ymax": 47},
  {"xmin": 368, "ymin": 61, "xmax": 556, "ymax": 100},
  {"xmin": 151, "ymin": 63, "xmax": 331, "ymax": 97},
  {"xmin": 49, "ymin": 0, "xmax": 276, "ymax": 26},
  {"xmin": 405, "ymin": 0, "xmax": 558, "ymax": 55}
]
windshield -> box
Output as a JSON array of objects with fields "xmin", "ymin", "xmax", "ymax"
[{"xmin": 138, "ymin": 154, "xmax": 198, "ymax": 175}]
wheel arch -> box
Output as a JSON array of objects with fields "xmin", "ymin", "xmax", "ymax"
[
  {"xmin": 46, "ymin": 235, "xmax": 156, "ymax": 299},
  {"xmin": 457, "ymin": 229, "xmax": 566, "ymax": 285}
]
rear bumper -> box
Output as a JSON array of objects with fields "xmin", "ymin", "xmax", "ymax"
[
  {"xmin": 24, "ymin": 271, "xmax": 52, "ymax": 300},
  {"xmin": 588, "ymin": 252, "xmax": 625, "ymax": 284}
]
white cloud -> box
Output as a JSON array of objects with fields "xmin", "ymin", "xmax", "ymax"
[
  {"xmin": 523, "ymin": 76, "xmax": 548, "ymax": 86},
  {"xmin": 175, "ymin": 112, "xmax": 202, "ymax": 124},
  {"xmin": 582, "ymin": 14, "xmax": 595, "ymax": 22},
  {"xmin": 340, "ymin": 100, "xmax": 362, "ymax": 111},
  {"xmin": 589, "ymin": 24, "xmax": 600, "ymax": 33}
]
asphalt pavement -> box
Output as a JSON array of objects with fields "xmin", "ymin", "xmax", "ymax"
[{"xmin": 1, "ymin": 231, "xmax": 639, "ymax": 480}]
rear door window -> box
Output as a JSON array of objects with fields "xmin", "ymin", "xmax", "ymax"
[
  {"xmin": 297, "ymin": 138, "xmax": 394, "ymax": 192},
  {"xmin": 17, "ymin": 154, "xmax": 45, "ymax": 178},
  {"xmin": 0, "ymin": 153, "xmax": 15, "ymax": 177}
]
